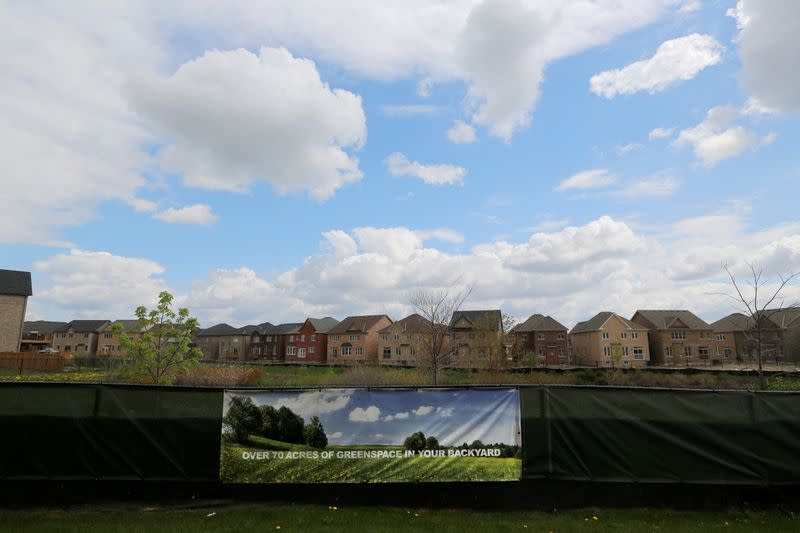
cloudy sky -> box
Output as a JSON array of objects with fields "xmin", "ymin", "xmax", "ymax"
[
  {"xmin": 3, "ymin": 1, "xmax": 799, "ymax": 328},
  {"xmin": 224, "ymin": 388, "xmax": 520, "ymax": 446}
]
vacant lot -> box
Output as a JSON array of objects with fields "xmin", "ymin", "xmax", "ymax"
[{"xmin": 1, "ymin": 505, "xmax": 798, "ymax": 532}]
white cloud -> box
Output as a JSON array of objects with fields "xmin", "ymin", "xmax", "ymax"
[
  {"xmin": 613, "ymin": 175, "xmax": 679, "ymax": 198},
  {"xmin": 382, "ymin": 105, "xmax": 440, "ymax": 117},
  {"xmin": 386, "ymin": 153, "xmax": 466, "ymax": 186},
  {"xmin": 729, "ymin": 1, "xmax": 800, "ymax": 113},
  {"xmin": 678, "ymin": 1, "xmax": 701, "ymax": 14},
  {"xmin": 384, "ymin": 411, "xmax": 410, "ymax": 422},
  {"xmin": 153, "ymin": 204, "xmax": 219, "ymax": 226},
  {"xmin": 436, "ymin": 407, "xmax": 455, "ymax": 417},
  {"xmin": 33, "ymin": 249, "xmax": 167, "ymax": 319},
  {"xmin": 556, "ymin": 169, "xmax": 616, "ymax": 191},
  {"xmin": 330, "ymin": 432, "xmax": 343, "ymax": 439},
  {"xmin": 413, "ymin": 405, "xmax": 434, "ymax": 416},
  {"xmin": 742, "ymin": 97, "xmax": 776, "ymax": 117},
  {"xmin": 672, "ymin": 105, "xmax": 767, "ymax": 167},
  {"xmin": 349, "ymin": 406, "xmax": 381, "ymax": 422},
  {"xmin": 447, "ymin": 120, "xmax": 477, "ymax": 144},
  {"xmin": 130, "ymin": 199, "xmax": 158, "ymax": 213},
  {"xmin": 648, "ymin": 127, "xmax": 674, "ymax": 140},
  {"xmin": 615, "ymin": 143, "xmax": 643, "ymax": 155},
  {"xmin": 271, "ymin": 391, "xmax": 351, "ymax": 418},
  {"xmin": 590, "ymin": 34, "xmax": 723, "ymax": 98},
  {"xmin": 127, "ymin": 47, "xmax": 366, "ymax": 201}
]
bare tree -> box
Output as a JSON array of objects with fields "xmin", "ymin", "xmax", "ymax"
[
  {"xmin": 711, "ymin": 261, "xmax": 798, "ymax": 389},
  {"xmin": 409, "ymin": 282, "xmax": 473, "ymax": 385}
]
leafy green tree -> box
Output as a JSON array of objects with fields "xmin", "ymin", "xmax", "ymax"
[
  {"xmin": 259, "ymin": 405, "xmax": 279, "ymax": 439},
  {"xmin": 277, "ymin": 406, "xmax": 305, "ymax": 444},
  {"xmin": 470, "ymin": 439, "xmax": 484, "ymax": 449},
  {"xmin": 425, "ymin": 436, "xmax": 439, "ymax": 450},
  {"xmin": 115, "ymin": 291, "xmax": 202, "ymax": 384},
  {"xmin": 403, "ymin": 431, "xmax": 426, "ymax": 452},
  {"xmin": 222, "ymin": 396, "xmax": 261, "ymax": 443},
  {"xmin": 303, "ymin": 416, "xmax": 328, "ymax": 449}
]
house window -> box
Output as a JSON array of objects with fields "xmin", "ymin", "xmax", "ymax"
[
  {"xmin": 631, "ymin": 332, "xmax": 639, "ymax": 339},
  {"xmin": 84, "ymin": 333, "xmax": 89, "ymax": 338},
  {"xmin": 684, "ymin": 346, "xmax": 692, "ymax": 357},
  {"xmin": 342, "ymin": 346, "xmax": 352, "ymax": 356},
  {"xmin": 103, "ymin": 345, "xmax": 111, "ymax": 352},
  {"xmin": 349, "ymin": 335, "xmax": 359, "ymax": 341},
  {"xmin": 538, "ymin": 333, "xmax": 544, "ymax": 340},
  {"xmin": 559, "ymin": 348, "xmax": 564, "ymax": 356},
  {"xmin": 64, "ymin": 345, "xmax": 72, "ymax": 351},
  {"xmin": 233, "ymin": 348, "xmax": 239, "ymax": 355},
  {"xmin": 68, "ymin": 333, "xmax": 73, "ymax": 338},
  {"xmin": 603, "ymin": 346, "xmax": 611, "ymax": 357},
  {"xmin": 233, "ymin": 337, "xmax": 239, "ymax": 343},
  {"xmin": 395, "ymin": 347, "xmax": 401, "ymax": 356},
  {"xmin": 716, "ymin": 334, "xmax": 726, "ymax": 341},
  {"xmin": 620, "ymin": 332, "xmax": 628, "ymax": 339},
  {"xmin": 104, "ymin": 333, "xmax": 112, "ymax": 339},
  {"xmin": 332, "ymin": 335, "xmax": 340, "ymax": 341},
  {"xmin": 289, "ymin": 336, "xmax": 294, "ymax": 342},
  {"xmin": 699, "ymin": 347, "xmax": 709, "ymax": 358},
  {"xmin": 724, "ymin": 348, "xmax": 732, "ymax": 358},
  {"xmin": 383, "ymin": 347, "xmax": 391, "ymax": 358},
  {"xmin": 311, "ymin": 335, "xmax": 316, "ymax": 342},
  {"xmin": 557, "ymin": 333, "xmax": 565, "ymax": 340},
  {"xmin": 538, "ymin": 348, "xmax": 545, "ymax": 356},
  {"xmin": 266, "ymin": 336, "xmax": 272, "ymax": 342},
  {"xmin": 287, "ymin": 345, "xmax": 297, "ymax": 355},
  {"xmin": 622, "ymin": 346, "xmax": 629, "ymax": 356},
  {"xmin": 330, "ymin": 348, "xmax": 338, "ymax": 357},
  {"xmin": 478, "ymin": 347, "xmax": 488, "ymax": 358},
  {"xmin": 300, "ymin": 335, "xmax": 305, "ymax": 342},
  {"xmin": 355, "ymin": 347, "xmax": 363, "ymax": 355},
  {"xmin": 410, "ymin": 346, "xmax": 416, "ymax": 356},
  {"xmin": 380, "ymin": 334, "xmax": 388, "ymax": 341},
  {"xmin": 671, "ymin": 331, "xmax": 686, "ymax": 340},
  {"xmin": 601, "ymin": 332, "xmax": 609, "ymax": 339},
  {"xmin": 309, "ymin": 346, "xmax": 315, "ymax": 354},
  {"xmin": 665, "ymin": 346, "xmax": 673, "ymax": 357},
  {"xmin": 298, "ymin": 348, "xmax": 306, "ymax": 358},
  {"xmin": 394, "ymin": 333, "xmax": 400, "ymax": 340},
  {"xmin": 633, "ymin": 346, "xmax": 644, "ymax": 359}
]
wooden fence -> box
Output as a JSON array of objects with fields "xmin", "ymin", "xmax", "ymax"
[{"xmin": 0, "ymin": 353, "xmax": 65, "ymax": 372}]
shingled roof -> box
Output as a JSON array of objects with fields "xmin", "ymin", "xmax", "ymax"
[
  {"xmin": 306, "ymin": 317, "xmax": 339, "ymax": 333},
  {"xmin": 107, "ymin": 319, "xmax": 147, "ymax": 333},
  {"xmin": 23, "ymin": 321, "xmax": 67, "ymax": 334},
  {"xmin": 762, "ymin": 308, "xmax": 800, "ymax": 329},
  {"xmin": 197, "ymin": 323, "xmax": 240, "ymax": 336},
  {"xmin": 571, "ymin": 312, "xmax": 647, "ymax": 334},
  {"xmin": 328, "ymin": 315, "xmax": 392, "ymax": 334},
  {"xmin": 55, "ymin": 320, "xmax": 111, "ymax": 333},
  {"xmin": 632, "ymin": 310, "xmax": 711, "ymax": 330},
  {"xmin": 379, "ymin": 313, "xmax": 432, "ymax": 334},
  {"xmin": 449, "ymin": 310, "xmax": 502, "ymax": 331},
  {"xmin": 512, "ymin": 314, "xmax": 567, "ymax": 333},
  {"xmin": 0, "ymin": 269, "xmax": 32, "ymax": 296}
]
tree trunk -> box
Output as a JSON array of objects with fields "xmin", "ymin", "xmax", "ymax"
[{"xmin": 757, "ymin": 324, "xmax": 765, "ymax": 390}]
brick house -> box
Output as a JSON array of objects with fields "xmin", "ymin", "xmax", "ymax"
[
  {"xmin": 766, "ymin": 308, "xmax": 800, "ymax": 362},
  {"xmin": 96, "ymin": 320, "xmax": 150, "ymax": 357},
  {"xmin": 448, "ymin": 310, "xmax": 503, "ymax": 369},
  {"xmin": 52, "ymin": 320, "xmax": 111, "ymax": 356},
  {"xmin": 0, "ymin": 269, "xmax": 32, "ymax": 353},
  {"xmin": 377, "ymin": 313, "xmax": 435, "ymax": 367},
  {"xmin": 711, "ymin": 309, "xmax": 800, "ymax": 364},
  {"xmin": 195, "ymin": 323, "xmax": 254, "ymax": 361},
  {"xmin": 570, "ymin": 312, "xmax": 650, "ymax": 368},
  {"xmin": 708, "ymin": 314, "xmax": 744, "ymax": 362},
  {"xmin": 20, "ymin": 321, "xmax": 66, "ymax": 352},
  {"xmin": 247, "ymin": 322, "xmax": 275, "ymax": 360},
  {"xmin": 510, "ymin": 314, "xmax": 569, "ymax": 366},
  {"xmin": 284, "ymin": 317, "xmax": 338, "ymax": 364},
  {"xmin": 327, "ymin": 315, "xmax": 393, "ymax": 365},
  {"xmin": 630, "ymin": 310, "xmax": 714, "ymax": 366}
]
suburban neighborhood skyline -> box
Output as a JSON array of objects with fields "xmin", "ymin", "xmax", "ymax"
[{"xmin": 2, "ymin": 1, "xmax": 799, "ymax": 330}]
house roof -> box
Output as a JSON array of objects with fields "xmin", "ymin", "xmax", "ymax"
[
  {"xmin": 328, "ymin": 315, "xmax": 392, "ymax": 334},
  {"xmin": 449, "ymin": 310, "xmax": 502, "ymax": 331},
  {"xmin": 197, "ymin": 323, "xmax": 240, "ymax": 336},
  {"xmin": 55, "ymin": 320, "xmax": 111, "ymax": 333},
  {"xmin": 306, "ymin": 317, "xmax": 339, "ymax": 333},
  {"xmin": 379, "ymin": 313, "xmax": 433, "ymax": 334},
  {"xmin": 23, "ymin": 321, "xmax": 67, "ymax": 334},
  {"xmin": 0, "ymin": 269, "xmax": 32, "ymax": 297},
  {"xmin": 763, "ymin": 308, "xmax": 800, "ymax": 329},
  {"xmin": 276, "ymin": 322, "xmax": 304, "ymax": 334},
  {"xmin": 107, "ymin": 319, "xmax": 146, "ymax": 333},
  {"xmin": 512, "ymin": 314, "xmax": 567, "ymax": 333},
  {"xmin": 632, "ymin": 310, "xmax": 711, "ymax": 331},
  {"xmin": 238, "ymin": 325, "xmax": 261, "ymax": 335},
  {"xmin": 571, "ymin": 312, "xmax": 647, "ymax": 334},
  {"xmin": 709, "ymin": 313, "xmax": 754, "ymax": 333}
]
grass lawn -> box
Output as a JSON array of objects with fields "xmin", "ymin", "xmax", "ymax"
[
  {"xmin": 220, "ymin": 439, "xmax": 521, "ymax": 483},
  {"xmin": 0, "ymin": 505, "xmax": 798, "ymax": 532}
]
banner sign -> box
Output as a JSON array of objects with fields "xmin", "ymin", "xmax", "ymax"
[{"xmin": 219, "ymin": 388, "xmax": 521, "ymax": 483}]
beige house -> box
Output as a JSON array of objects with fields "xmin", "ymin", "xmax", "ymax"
[
  {"xmin": 52, "ymin": 320, "xmax": 111, "ymax": 356},
  {"xmin": 0, "ymin": 269, "xmax": 32, "ymax": 353},
  {"xmin": 630, "ymin": 310, "xmax": 713, "ymax": 366},
  {"xmin": 195, "ymin": 323, "xmax": 256, "ymax": 361},
  {"xmin": 21, "ymin": 321, "xmax": 66, "ymax": 353},
  {"xmin": 96, "ymin": 320, "xmax": 150, "ymax": 356},
  {"xmin": 377, "ymin": 313, "xmax": 435, "ymax": 366},
  {"xmin": 448, "ymin": 310, "xmax": 504, "ymax": 369},
  {"xmin": 570, "ymin": 312, "xmax": 650, "ymax": 368},
  {"xmin": 327, "ymin": 315, "xmax": 393, "ymax": 365}
]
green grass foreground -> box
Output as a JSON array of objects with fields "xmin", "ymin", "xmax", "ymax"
[
  {"xmin": 1, "ymin": 505, "xmax": 798, "ymax": 532},
  {"xmin": 220, "ymin": 438, "xmax": 521, "ymax": 483}
]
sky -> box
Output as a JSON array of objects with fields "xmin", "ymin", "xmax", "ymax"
[
  {"xmin": 224, "ymin": 389, "xmax": 520, "ymax": 446},
  {"xmin": 2, "ymin": 1, "xmax": 799, "ymax": 329}
]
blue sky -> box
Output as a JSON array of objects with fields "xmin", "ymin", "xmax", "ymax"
[
  {"xmin": 2, "ymin": 1, "xmax": 799, "ymax": 328},
  {"xmin": 224, "ymin": 389, "xmax": 520, "ymax": 446}
]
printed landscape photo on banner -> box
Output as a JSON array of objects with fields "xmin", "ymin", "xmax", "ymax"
[{"xmin": 220, "ymin": 388, "xmax": 521, "ymax": 483}]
